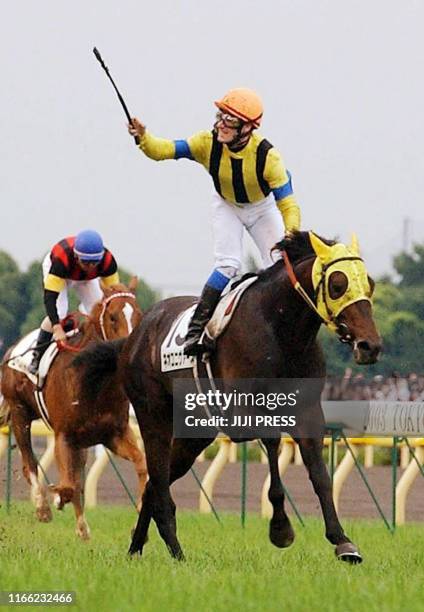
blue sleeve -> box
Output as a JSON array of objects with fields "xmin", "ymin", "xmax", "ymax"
[
  {"xmin": 272, "ymin": 170, "xmax": 293, "ymax": 200},
  {"xmin": 174, "ymin": 139, "xmax": 194, "ymax": 160}
]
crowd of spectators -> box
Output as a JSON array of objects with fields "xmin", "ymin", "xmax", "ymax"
[{"xmin": 323, "ymin": 369, "xmax": 424, "ymax": 401}]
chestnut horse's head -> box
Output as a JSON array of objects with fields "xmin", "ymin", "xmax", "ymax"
[{"xmin": 91, "ymin": 276, "xmax": 142, "ymax": 340}]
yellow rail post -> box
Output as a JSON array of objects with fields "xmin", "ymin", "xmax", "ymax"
[
  {"xmin": 199, "ymin": 438, "xmax": 231, "ymax": 513},
  {"xmin": 228, "ymin": 442, "xmax": 238, "ymax": 463},
  {"xmin": 84, "ymin": 446, "xmax": 109, "ymax": 508},
  {"xmin": 364, "ymin": 445, "xmax": 374, "ymax": 468},
  {"xmin": 0, "ymin": 429, "xmax": 9, "ymax": 460},
  {"xmin": 395, "ymin": 440, "xmax": 424, "ymax": 525},
  {"xmin": 332, "ymin": 444, "xmax": 358, "ymax": 513}
]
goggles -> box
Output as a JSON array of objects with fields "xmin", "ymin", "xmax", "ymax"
[
  {"xmin": 215, "ymin": 111, "xmax": 243, "ymax": 129},
  {"xmin": 76, "ymin": 256, "xmax": 100, "ymax": 267}
]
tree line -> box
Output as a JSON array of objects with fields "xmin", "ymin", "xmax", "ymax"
[{"xmin": 1, "ymin": 245, "xmax": 423, "ymax": 374}]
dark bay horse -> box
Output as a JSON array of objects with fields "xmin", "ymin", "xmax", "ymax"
[
  {"xmin": 78, "ymin": 232, "xmax": 381, "ymax": 560},
  {"xmin": 1, "ymin": 279, "xmax": 147, "ymax": 539}
]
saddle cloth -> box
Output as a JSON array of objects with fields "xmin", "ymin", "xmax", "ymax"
[
  {"xmin": 161, "ymin": 276, "xmax": 257, "ymax": 372},
  {"xmin": 7, "ymin": 328, "xmax": 78, "ymax": 388}
]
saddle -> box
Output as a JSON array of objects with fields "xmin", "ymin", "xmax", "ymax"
[{"xmin": 161, "ymin": 275, "xmax": 257, "ymax": 372}]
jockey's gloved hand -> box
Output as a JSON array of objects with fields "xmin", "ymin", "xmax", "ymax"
[
  {"xmin": 53, "ymin": 324, "xmax": 67, "ymax": 343},
  {"xmin": 128, "ymin": 118, "xmax": 146, "ymax": 139}
]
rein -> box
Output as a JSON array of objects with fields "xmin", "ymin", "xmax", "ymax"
[
  {"xmin": 57, "ymin": 292, "xmax": 135, "ymax": 353},
  {"xmin": 57, "ymin": 340, "xmax": 82, "ymax": 353},
  {"xmin": 281, "ymin": 250, "xmax": 364, "ymax": 343}
]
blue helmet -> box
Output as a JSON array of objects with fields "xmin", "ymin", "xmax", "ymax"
[{"xmin": 74, "ymin": 229, "xmax": 105, "ymax": 262}]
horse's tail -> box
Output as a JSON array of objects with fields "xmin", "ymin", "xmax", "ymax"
[{"xmin": 72, "ymin": 338, "xmax": 126, "ymax": 404}]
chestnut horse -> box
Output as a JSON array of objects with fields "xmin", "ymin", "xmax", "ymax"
[
  {"xmin": 77, "ymin": 232, "xmax": 381, "ymax": 560},
  {"xmin": 1, "ymin": 279, "xmax": 147, "ymax": 539}
]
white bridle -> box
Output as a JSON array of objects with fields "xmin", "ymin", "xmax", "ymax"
[{"xmin": 98, "ymin": 292, "xmax": 136, "ymax": 340}]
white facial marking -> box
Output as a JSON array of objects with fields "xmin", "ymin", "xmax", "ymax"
[{"xmin": 123, "ymin": 303, "xmax": 134, "ymax": 334}]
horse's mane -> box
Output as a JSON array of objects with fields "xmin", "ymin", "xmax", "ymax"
[
  {"xmin": 256, "ymin": 231, "xmax": 336, "ymax": 281},
  {"xmin": 72, "ymin": 338, "xmax": 126, "ymax": 404},
  {"xmin": 275, "ymin": 231, "xmax": 335, "ymax": 262}
]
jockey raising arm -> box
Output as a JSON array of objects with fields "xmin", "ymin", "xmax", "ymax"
[
  {"xmin": 128, "ymin": 88, "xmax": 301, "ymax": 355},
  {"xmin": 28, "ymin": 230, "xmax": 119, "ymax": 375}
]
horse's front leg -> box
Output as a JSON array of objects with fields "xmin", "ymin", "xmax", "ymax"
[
  {"xmin": 261, "ymin": 437, "xmax": 294, "ymax": 548},
  {"xmin": 11, "ymin": 404, "xmax": 52, "ymax": 522},
  {"xmin": 295, "ymin": 435, "xmax": 362, "ymax": 563}
]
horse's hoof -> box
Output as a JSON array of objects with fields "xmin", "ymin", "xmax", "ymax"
[
  {"xmin": 76, "ymin": 526, "xmax": 91, "ymax": 541},
  {"xmin": 36, "ymin": 507, "xmax": 52, "ymax": 523},
  {"xmin": 335, "ymin": 542, "xmax": 363, "ymax": 564},
  {"xmin": 269, "ymin": 523, "xmax": 295, "ymax": 548}
]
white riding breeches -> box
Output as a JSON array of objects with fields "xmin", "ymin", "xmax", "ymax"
[
  {"xmin": 211, "ymin": 192, "xmax": 284, "ymax": 273},
  {"xmin": 42, "ymin": 254, "xmax": 103, "ymax": 321}
]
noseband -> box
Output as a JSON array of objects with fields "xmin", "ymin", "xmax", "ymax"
[
  {"xmin": 281, "ymin": 250, "xmax": 364, "ymax": 343},
  {"xmin": 99, "ymin": 292, "xmax": 136, "ymax": 340}
]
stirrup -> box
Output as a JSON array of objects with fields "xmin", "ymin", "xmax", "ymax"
[
  {"xmin": 184, "ymin": 334, "xmax": 215, "ymax": 357},
  {"xmin": 183, "ymin": 339, "xmax": 204, "ymax": 357}
]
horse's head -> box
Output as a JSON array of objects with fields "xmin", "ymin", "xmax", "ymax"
[
  {"xmin": 308, "ymin": 232, "xmax": 381, "ymax": 364},
  {"xmin": 92, "ymin": 276, "xmax": 142, "ymax": 340}
]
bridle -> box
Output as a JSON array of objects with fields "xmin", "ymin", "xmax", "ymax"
[
  {"xmin": 98, "ymin": 292, "xmax": 136, "ymax": 340},
  {"xmin": 281, "ymin": 250, "xmax": 365, "ymax": 344}
]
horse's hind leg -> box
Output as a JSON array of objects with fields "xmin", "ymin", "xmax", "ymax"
[
  {"xmin": 128, "ymin": 403, "xmax": 187, "ymax": 560},
  {"xmin": 129, "ymin": 435, "xmax": 212, "ymax": 558},
  {"xmin": 108, "ymin": 425, "xmax": 148, "ymax": 511},
  {"xmin": 71, "ymin": 449, "xmax": 90, "ymax": 540},
  {"xmin": 261, "ymin": 438, "xmax": 294, "ymax": 548},
  {"xmin": 11, "ymin": 405, "xmax": 52, "ymax": 522},
  {"xmin": 295, "ymin": 435, "xmax": 362, "ymax": 563},
  {"xmin": 51, "ymin": 432, "xmax": 76, "ymax": 510}
]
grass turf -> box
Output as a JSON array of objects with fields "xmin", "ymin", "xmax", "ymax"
[{"xmin": 0, "ymin": 503, "xmax": 423, "ymax": 612}]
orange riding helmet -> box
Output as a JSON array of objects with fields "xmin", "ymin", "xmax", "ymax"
[{"xmin": 215, "ymin": 88, "xmax": 263, "ymax": 128}]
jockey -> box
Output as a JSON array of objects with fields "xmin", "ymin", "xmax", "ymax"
[
  {"xmin": 28, "ymin": 230, "xmax": 120, "ymax": 375},
  {"xmin": 128, "ymin": 88, "xmax": 301, "ymax": 355}
]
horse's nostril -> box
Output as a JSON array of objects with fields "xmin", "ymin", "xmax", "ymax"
[{"xmin": 356, "ymin": 340, "xmax": 371, "ymax": 352}]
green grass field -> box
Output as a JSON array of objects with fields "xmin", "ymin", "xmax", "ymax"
[{"xmin": 0, "ymin": 503, "xmax": 423, "ymax": 612}]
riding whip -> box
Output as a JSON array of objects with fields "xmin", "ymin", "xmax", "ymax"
[{"xmin": 92, "ymin": 47, "xmax": 139, "ymax": 145}]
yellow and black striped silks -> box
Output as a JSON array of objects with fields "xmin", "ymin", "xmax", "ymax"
[{"xmin": 138, "ymin": 130, "xmax": 300, "ymax": 231}]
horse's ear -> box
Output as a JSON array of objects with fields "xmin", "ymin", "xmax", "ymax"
[
  {"xmin": 309, "ymin": 231, "xmax": 332, "ymax": 260},
  {"xmin": 350, "ymin": 233, "xmax": 360, "ymax": 256},
  {"xmin": 128, "ymin": 275, "xmax": 138, "ymax": 294}
]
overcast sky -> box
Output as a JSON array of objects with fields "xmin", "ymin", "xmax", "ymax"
[{"xmin": 2, "ymin": 1, "xmax": 424, "ymax": 294}]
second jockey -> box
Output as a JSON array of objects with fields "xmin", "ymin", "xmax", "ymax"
[
  {"xmin": 128, "ymin": 87, "xmax": 301, "ymax": 355},
  {"xmin": 28, "ymin": 229, "xmax": 120, "ymax": 375}
]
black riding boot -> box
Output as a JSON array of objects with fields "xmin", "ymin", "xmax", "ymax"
[
  {"xmin": 28, "ymin": 329, "xmax": 53, "ymax": 375},
  {"xmin": 184, "ymin": 285, "xmax": 223, "ymax": 356}
]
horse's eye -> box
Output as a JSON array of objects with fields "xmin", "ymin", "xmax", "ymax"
[
  {"xmin": 328, "ymin": 271, "xmax": 348, "ymax": 299},
  {"xmin": 366, "ymin": 276, "xmax": 375, "ymax": 297}
]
